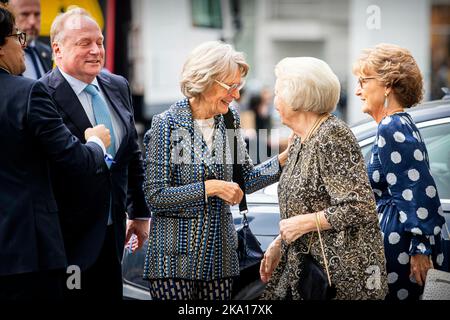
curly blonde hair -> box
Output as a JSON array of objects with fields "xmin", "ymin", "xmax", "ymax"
[
  {"xmin": 180, "ymin": 41, "xmax": 249, "ymax": 98},
  {"xmin": 353, "ymin": 43, "xmax": 424, "ymax": 107}
]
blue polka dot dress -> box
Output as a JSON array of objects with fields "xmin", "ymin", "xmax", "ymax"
[{"xmin": 367, "ymin": 112, "xmax": 447, "ymax": 300}]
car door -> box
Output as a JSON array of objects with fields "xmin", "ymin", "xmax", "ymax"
[{"xmin": 359, "ymin": 117, "xmax": 450, "ymax": 270}]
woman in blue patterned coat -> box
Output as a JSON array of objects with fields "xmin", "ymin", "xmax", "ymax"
[
  {"xmin": 142, "ymin": 41, "xmax": 289, "ymax": 300},
  {"xmin": 353, "ymin": 43, "xmax": 447, "ymax": 300}
]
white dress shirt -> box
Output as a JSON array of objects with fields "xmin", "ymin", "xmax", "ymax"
[
  {"xmin": 195, "ymin": 117, "xmax": 215, "ymax": 150},
  {"xmin": 59, "ymin": 69, "xmax": 148, "ymax": 224},
  {"xmin": 59, "ymin": 69, "xmax": 124, "ymax": 154}
]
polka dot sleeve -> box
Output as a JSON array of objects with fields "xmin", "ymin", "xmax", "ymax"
[{"xmin": 376, "ymin": 115, "xmax": 445, "ymax": 256}]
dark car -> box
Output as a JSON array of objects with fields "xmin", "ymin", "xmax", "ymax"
[{"xmin": 122, "ymin": 98, "xmax": 450, "ymax": 300}]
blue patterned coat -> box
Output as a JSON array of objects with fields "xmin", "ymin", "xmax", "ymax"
[{"xmin": 143, "ymin": 98, "xmax": 281, "ymax": 281}]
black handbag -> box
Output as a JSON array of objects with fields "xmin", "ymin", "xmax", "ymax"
[
  {"xmin": 236, "ymin": 213, "xmax": 264, "ymax": 270},
  {"xmin": 223, "ymin": 109, "xmax": 264, "ymax": 272},
  {"xmin": 299, "ymin": 253, "xmax": 336, "ymax": 300},
  {"xmin": 298, "ymin": 216, "xmax": 336, "ymax": 300}
]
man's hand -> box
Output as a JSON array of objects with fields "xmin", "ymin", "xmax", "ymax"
[
  {"xmin": 85, "ymin": 124, "xmax": 111, "ymax": 148},
  {"xmin": 125, "ymin": 219, "xmax": 150, "ymax": 253}
]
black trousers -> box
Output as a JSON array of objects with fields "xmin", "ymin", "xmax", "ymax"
[
  {"xmin": 0, "ymin": 269, "xmax": 64, "ymax": 300},
  {"xmin": 63, "ymin": 226, "xmax": 123, "ymax": 300}
]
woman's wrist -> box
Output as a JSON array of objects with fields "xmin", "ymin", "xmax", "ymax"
[
  {"xmin": 312, "ymin": 211, "xmax": 329, "ymax": 232},
  {"xmin": 204, "ymin": 180, "xmax": 217, "ymax": 197},
  {"xmin": 273, "ymin": 235, "xmax": 282, "ymax": 247}
]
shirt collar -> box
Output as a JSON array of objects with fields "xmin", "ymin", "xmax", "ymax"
[{"xmin": 59, "ymin": 68, "xmax": 100, "ymax": 96}]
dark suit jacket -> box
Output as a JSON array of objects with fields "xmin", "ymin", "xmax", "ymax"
[
  {"xmin": 0, "ymin": 69, "xmax": 105, "ymax": 276},
  {"xmin": 39, "ymin": 68, "xmax": 150, "ymax": 270},
  {"xmin": 35, "ymin": 40, "xmax": 52, "ymax": 73}
]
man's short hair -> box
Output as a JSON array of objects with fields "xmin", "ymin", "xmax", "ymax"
[{"xmin": 50, "ymin": 7, "xmax": 96, "ymax": 44}]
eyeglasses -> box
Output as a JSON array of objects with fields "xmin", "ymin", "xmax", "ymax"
[
  {"xmin": 214, "ymin": 79, "xmax": 245, "ymax": 94},
  {"xmin": 6, "ymin": 31, "xmax": 27, "ymax": 46},
  {"xmin": 358, "ymin": 76, "xmax": 377, "ymax": 88}
]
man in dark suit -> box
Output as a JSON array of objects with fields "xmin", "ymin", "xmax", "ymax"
[
  {"xmin": 0, "ymin": 4, "xmax": 111, "ymax": 300},
  {"xmin": 40, "ymin": 8, "xmax": 150, "ymax": 300},
  {"xmin": 8, "ymin": 0, "xmax": 51, "ymax": 79}
]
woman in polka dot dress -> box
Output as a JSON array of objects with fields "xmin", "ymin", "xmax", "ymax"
[{"xmin": 353, "ymin": 43, "xmax": 447, "ymax": 300}]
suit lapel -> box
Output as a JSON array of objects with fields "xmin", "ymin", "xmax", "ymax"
[
  {"xmin": 214, "ymin": 116, "xmax": 233, "ymax": 181},
  {"xmin": 170, "ymin": 103, "xmax": 209, "ymax": 173},
  {"xmin": 170, "ymin": 99, "xmax": 229, "ymax": 180},
  {"xmin": 50, "ymin": 68, "xmax": 92, "ymax": 140},
  {"xmin": 34, "ymin": 42, "xmax": 51, "ymax": 72}
]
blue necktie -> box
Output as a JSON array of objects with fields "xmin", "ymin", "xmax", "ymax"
[
  {"xmin": 84, "ymin": 84, "xmax": 115, "ymax": 225},
  {"xmin": 84, "ymin": 84, "xmax": 116, "ymax": 158}
]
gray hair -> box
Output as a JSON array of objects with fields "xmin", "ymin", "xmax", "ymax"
[
  {"xmin": 180, "ymin": 41, "xmax": 249, "ymax": 98},
  {"xmin": 50, "ymin": 7, "xmax": 96, "ymax": 44},
  {"xmin": 275, "ymin": 57, "xmax": 340, "ymax": 113}
]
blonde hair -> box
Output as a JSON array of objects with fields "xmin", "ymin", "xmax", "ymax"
[
  {"xmin": 275, "ymin": 57, "xmax": 340, "ymax": 113},
  {"xmin": 50, "ymin": 7, "xmax": 96, "ymax": 44},
  {"xmin": 180, "ymin": 41, "xmax": 249, "ymax": 98},
  {"xmin": 352, "ymin": 43, "xmax": 424, "ymax": 107}
]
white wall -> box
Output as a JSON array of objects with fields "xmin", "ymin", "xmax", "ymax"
[
  {"xmin": 347, "ymin": 0, "xmax": 431, "ymax": 125},
  {"xmin": 132, "ymin": 0, "xmax": 224, "ymax": 117},
  {"xmin": 252, "ymin": 0, "xmax": 349, "ymax": 91}
]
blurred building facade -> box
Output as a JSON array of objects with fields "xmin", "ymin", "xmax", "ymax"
[
  {"xmin": 129, "ymin": 0, "xmax": 449, "ymax": 126},
  {"xmin": 13, "ymin": 0, "xmax": 450, "ymax": 127}
]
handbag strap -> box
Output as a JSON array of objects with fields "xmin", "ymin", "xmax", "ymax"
[
  {"xmin": 223, "ymin": 108, "xmax": 248, "ymax": 217},
  {"xmin": 315, "ymin": 213, "xmax": 332, "ymax": 286}
]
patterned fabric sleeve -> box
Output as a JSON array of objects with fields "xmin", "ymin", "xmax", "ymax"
[
  {"xmin": 376, "ymin": 115, "xmax": 444, "ymax": 256},
  {"xmin": 229, "ymin": 107, "xmax": 281, "ymax": 194},
  {"xmin": 320, "ymin": 122, "xmax": 378, "ymax": 232},
  {"xmin": 143, "ymin": 113, "xmax": 205, "ymax": 211}
]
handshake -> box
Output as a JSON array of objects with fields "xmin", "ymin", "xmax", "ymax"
[{"xmin": 84, "ymin": 124, "xmax": 112, "ymax": 148}]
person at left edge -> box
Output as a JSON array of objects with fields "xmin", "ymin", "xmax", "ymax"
[
  {"xmin": 0, "ymin": 3, "xmax": 110, "ymax": 300},
  {"xmin": 39, "ymin": 8, "xmax": 150, "ymax": 300},
  {"xmin": 8, "ymin": 0, "xmax": 52, "ymax": 79}
]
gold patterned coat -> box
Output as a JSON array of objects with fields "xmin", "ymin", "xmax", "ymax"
[{"xmin": 262, "ymin": 115, "xmax": 388, "ymax": 300}]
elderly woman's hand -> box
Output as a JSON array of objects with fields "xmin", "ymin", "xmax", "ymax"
[
  {"xmin": 279, "ymin": 214, "xmax": 311, "ymax": 244},
  {"xmin": 260, "ymin": 236, "xmax": 282, "ymax": 283},
  {"xmin": 205, "ymin": 180, "xmax": 244, "ymax": 206},
  {"xmin": 410, "ymin": 254, "xmax": 433, "ymax": 286}
]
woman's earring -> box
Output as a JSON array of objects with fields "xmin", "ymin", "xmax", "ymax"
[{"xmin": 384, "ymin": 93, "xmax": 389, "ymax": 109}]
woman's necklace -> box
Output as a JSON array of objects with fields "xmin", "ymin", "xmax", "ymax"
[{"xmin": 303, "ymin": 113, "xmax": 331, "ymax": 143}]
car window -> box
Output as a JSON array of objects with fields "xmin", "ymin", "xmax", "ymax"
[
  {"xmin": 360, "ymin": 121, "xmax": 450, "ymax": 200},
  {"xmin": 422, "ymin": 122, "xmax": 450, "ymax": 200}
]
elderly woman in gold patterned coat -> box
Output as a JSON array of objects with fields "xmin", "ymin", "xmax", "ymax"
[{"xmin": 260, "ymin": 57, "xmax": 388, "ymax": 300}]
